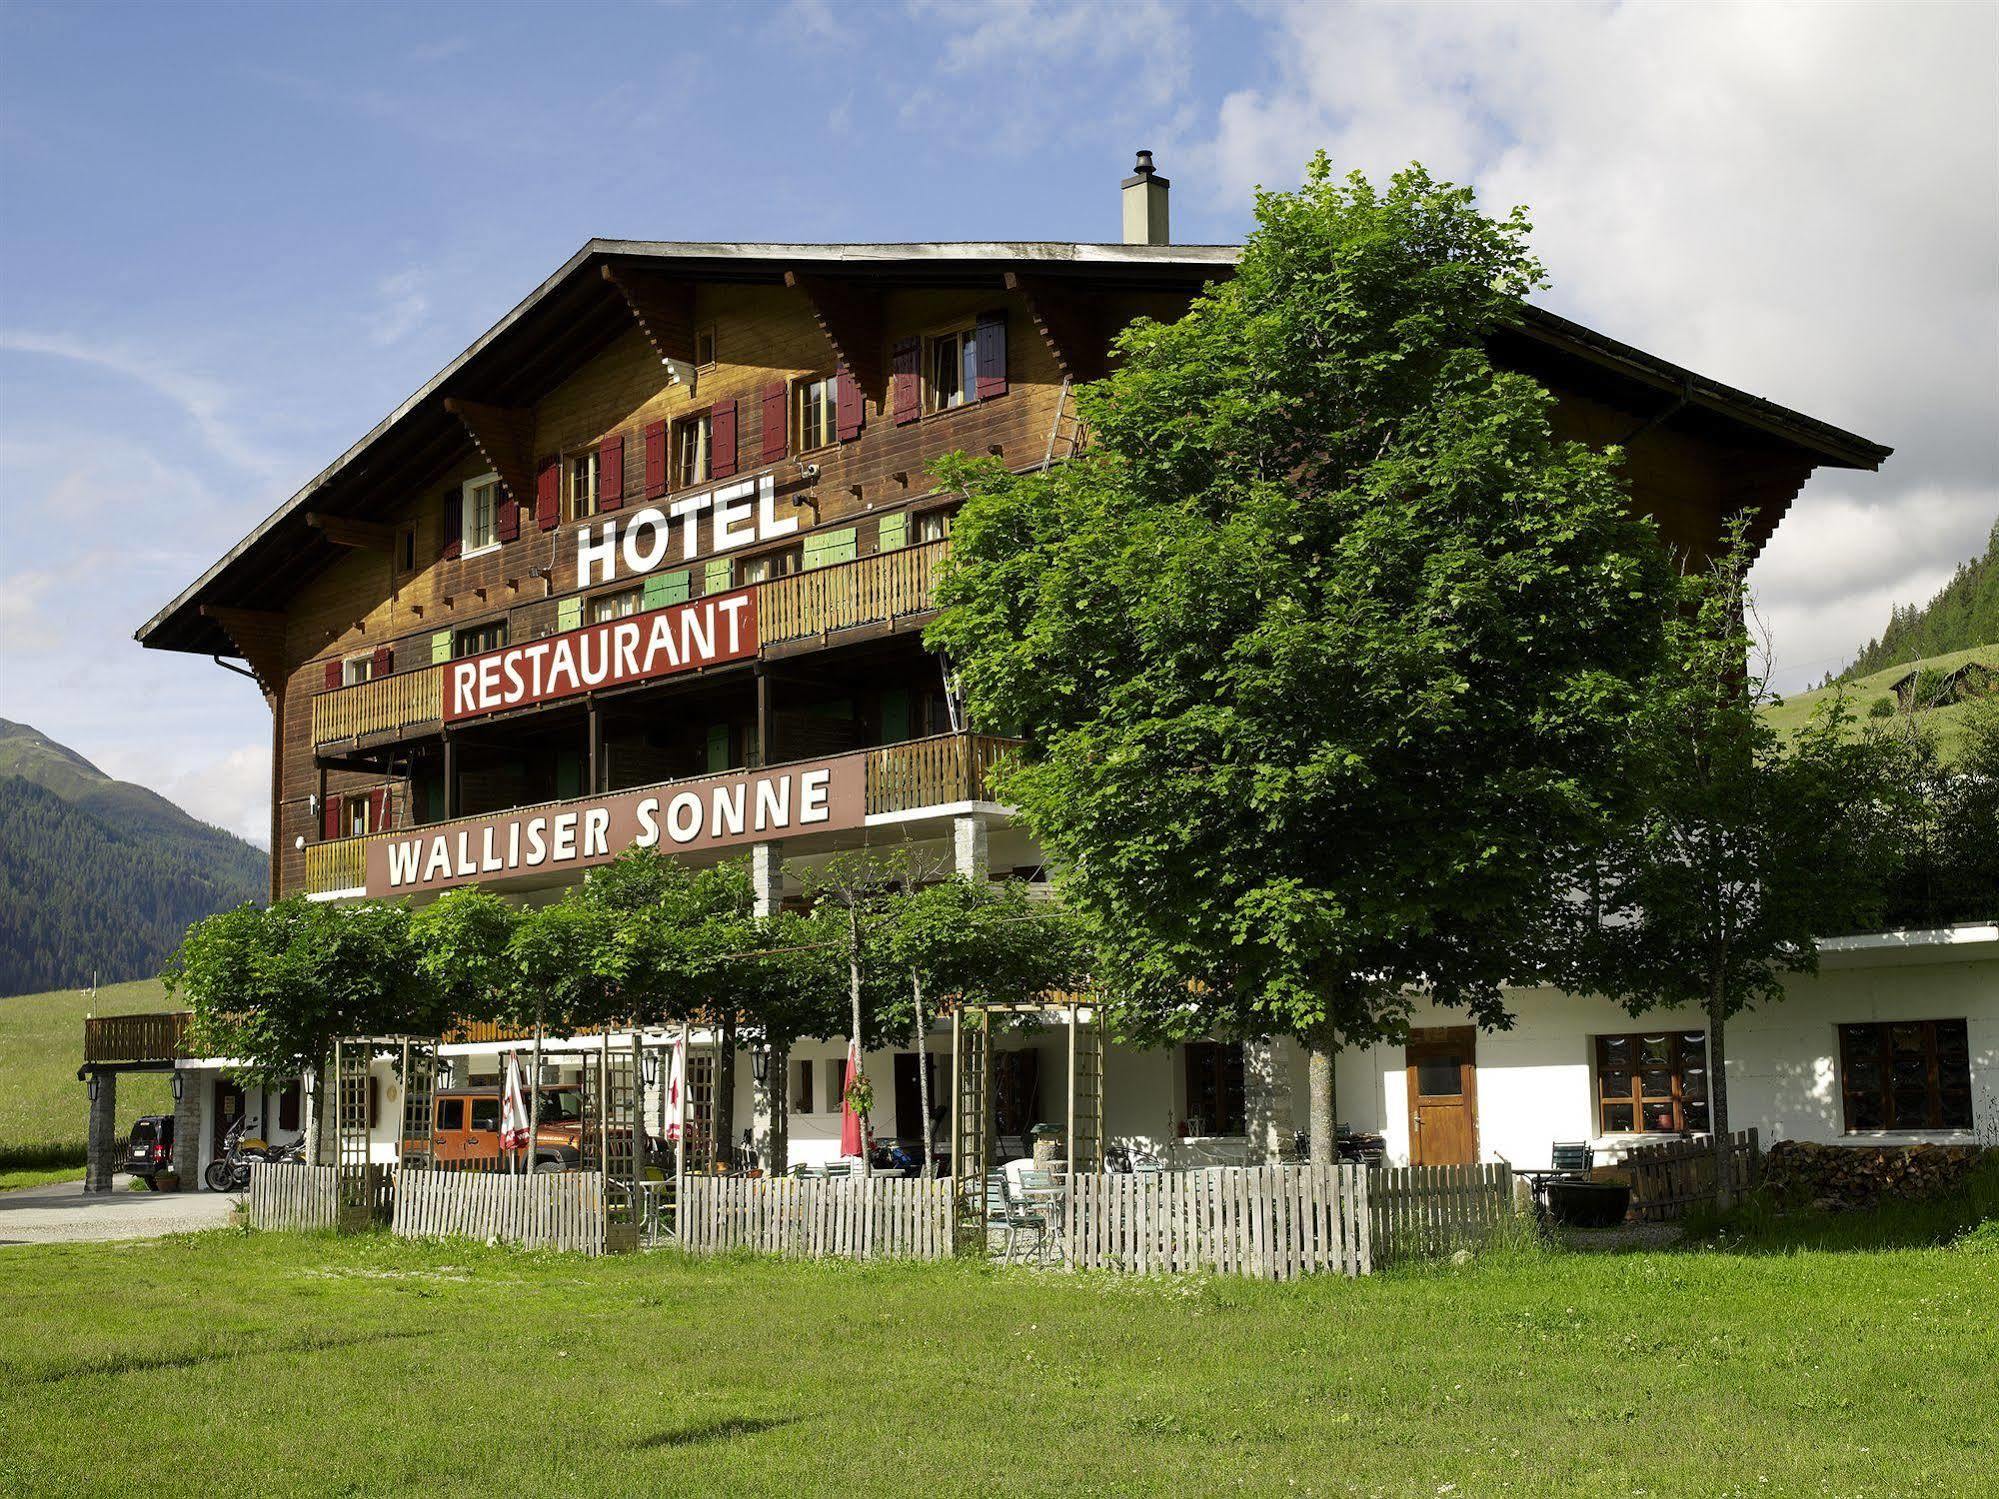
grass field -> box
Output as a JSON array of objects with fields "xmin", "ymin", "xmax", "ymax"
[
  {"xmin": 1763, "ymin": 644, "xmax": 1996, "ymax": 761},
  {"xmin": 0, "ymin": 977, "xmax": 172, "ymax": 1190},
  {"xmin": 1, "ymin": 1186, "xmax": 1993, "ymax": 1498}
]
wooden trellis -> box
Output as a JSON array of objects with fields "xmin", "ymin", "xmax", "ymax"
[{"xmin": 581, "ymin": 1034, "xmax": 643, "ymax": 1254}]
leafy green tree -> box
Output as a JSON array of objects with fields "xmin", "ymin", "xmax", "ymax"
[
  {"xmin": 877, "ymin": 876, "xmax": 1091, "ymax": 1173},
  {"xmin": 723, "ymin": 906, "xmax": 845, "ymax": 1173},
  {"xmin": 408, "ymin": 887, "xmax": 516, "ymax": 1030},
  {"xmin": 926, "ymin": 159, "xmax": 1671, "ymax": 1155},
  {"xmin": 1873, "ymin": 696, "xmax": 1999, "ymax": 929},
  {"xmin": 1572, "ymin": 531, "xmax": 1901, "ymax": 1202}
]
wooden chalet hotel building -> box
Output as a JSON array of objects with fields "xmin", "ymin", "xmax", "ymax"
[{"xmin": 118, "ymin": 158, "xmax": 1993, "ymax": 1187}]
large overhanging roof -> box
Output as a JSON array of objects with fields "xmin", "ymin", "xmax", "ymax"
[{"xmin": 136, "ymin": 239, "xmax": 1891, "ymax": 660}]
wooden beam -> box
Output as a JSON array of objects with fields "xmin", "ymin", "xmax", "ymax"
[
  {"xmin": 305, "ymin": 512, "xmax": 395, "ymax": 552},
  {"xmin": 200, "ymin": 604, "xmax": 287, "ymax": 699},
  {"xmin": 783, "ymin": 271, "xmax": 885, "ymax": 399},
  {"xmin": 441, "ymin": 398, "xmax": 535, "ymax": 507},
  {"xmin": 1004, "ymin": 272, "xmax": 1107, "ymax": 383},
  {"xmin": 601, "ymin": 264, "xmax": 697, "ymax": 366}
]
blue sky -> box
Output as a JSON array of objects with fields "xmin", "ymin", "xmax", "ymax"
[{"xmin": 2, "ymin": 0, "xmax": 1994, "ymax": 845}]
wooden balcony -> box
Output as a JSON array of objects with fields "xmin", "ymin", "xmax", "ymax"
[
  {"xmin": 302, "ymin": 730, "xmax": 1021, "ymax": 897},
  {"xmin": 309, "ymin": 541, "xmax": 952, "ymax": 750},
  {"xmin": 84, "ymin": 1011, "xmax": 192, "ymax": 1065}
]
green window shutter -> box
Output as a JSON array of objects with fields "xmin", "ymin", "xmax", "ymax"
[
  {"xmin": 430, "ymin": 630, "xmax": 453, "ymax": 665},
  {"xmin": 880, "ymin": 687, "xmax": 910, "ymax": 744},
  {"xmin": 705, "ymin": 557, "xmax": 734, "ymax": 594},
  {"xmin": 803, "ymin": 527, "xmax": 857, "ymax": 570},
  {"xmin": 554, "ymin": 749, "xmax": 582, "ymax": 800},
  {"xmin": 706, "ymin": 725, "xmax": 731, "ymax": 773},
  {"xmin": 556, "ymin": 597, "xmax": 582, "ymax": 633},
  {"xmin": 643, "ymin": 570, "xmax": 691, "ymax": 609},
  {"xmin": 877, "ymin": 512, "xmax": 908, "ymax": 552}
]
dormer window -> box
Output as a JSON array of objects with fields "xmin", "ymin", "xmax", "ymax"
[
  {"xmin": 566, "ymin": 451, "xmax": 599, "ymax": 523},
  {"xmin": 695, "ymin": 327, "xmax": 717, "ymax": 369},
  {"xmin": 462, "ymin": 475, "xmax": 501, "ymax": 555}
]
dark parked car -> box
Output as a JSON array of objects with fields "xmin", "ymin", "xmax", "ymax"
[{"xmin": 124, "ymin": 1115, "xmax": 176, "ymax": 1189}]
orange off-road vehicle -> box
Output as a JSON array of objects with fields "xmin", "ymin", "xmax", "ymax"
[{"xmin": 408, "ymin": 1084, "xmax": 661, "ymax": 1172}]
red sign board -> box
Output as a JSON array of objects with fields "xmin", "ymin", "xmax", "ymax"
[{"xmin": 443, "ymin": 588, "xmax": 757, "ymax": 723}]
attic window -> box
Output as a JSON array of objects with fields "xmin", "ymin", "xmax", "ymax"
[
  {"xmin": 341, "ymin": 656, "xmax": 375, "ymax": 687},
  {"xmin": 695, "ymin": 327, "xmax": 717, "ymax": 370},
  {"xmin": 395, "ymin": 524, "xmax": 417, "ymax": 576}
]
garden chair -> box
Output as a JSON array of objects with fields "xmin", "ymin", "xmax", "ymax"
[
  {"xmin": 824, "ymin": 1159, "xmax": 854, "ymax": 1180},
  {"xmin": 1003, "ymin": 1168, "xmax": 1060, "ymax": 1266}
]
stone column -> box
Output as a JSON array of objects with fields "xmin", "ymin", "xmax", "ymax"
[
  {"xmin": 171, "ymin": 1066, "xmax": 205, "ymax": 1190},
  {"xmin": 1243, "ymin": 1038, "xmax": 1297, "ymax": 1164},
  {"xmin": 750, "ymin": 841, "xmax": 783, "ymax": 917},
  {"xmin": 952, "ymin": 814, "xmax": 990, "ymax": 882},
  {"xmin": 84, "ymin": 1070, "xmax": 118, "ymax": 1194},
  {"xmin": 748, "ymin": 841, "xmax": 782, "ymax": 1168}
]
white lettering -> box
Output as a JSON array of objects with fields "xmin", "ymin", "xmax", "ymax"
[
  {"xmin": 755, "ymin": 474, "xmax": 797, "ymax": 539},
  {"xmin": 669, "ymin": 493, "xmax": 712, "ymax": 559},
  {"xmin": 666, "ymin": 792, "xmax": 702, "ymax": 843},
  {"xmin": 579, "ymin": 521, "xmax": 619, "ymax": 587},
  {"xmin": 754, "ymin": 776, "xmax": 789, "ymax": 832},
  {"xmin": 681, "ymin": 603, "xmax": 714, "ymax": 663},
  {"xmin": 552, "ymin": 812, "xmax": 578, "ymax": 862},
  {"xmin": 525, "ymin": 818, "xmax": 548, "ymax": 866},
  {"xmin": 583, "ymin": 807, "xmax": 610, "ymax": 857},
  {"xmin": 711, "ymin": 783, "xmax": 745, "ymax": 838},
  {"xmin": 502, "ymin": 652, "xmax": 525, "ymax": 706},
  {"xmin": 547, "ymin": 638, "xmax": 578, "ymax": 697},
  {"xmin": 387, "ymin": 840, "xmax": 423, "ymax": 887},
  {"xmin": 480, "ymin": 825, "xmax": 502, "ymax": 873},
  {"xmin": 508, "ymin": 822, "xmax": 520, "ymax": 869},
  {"xmin": 620, "ymin": 509, "xmax": 669, "ymax": 576},
  {"xmin": 646, "ymin": 613, "xmax": 680, "ymax": 670},
  {"xmin": 423, "ymin": 836, "xmax": 453, "ymax": 883},
  {"xmin": 523, "ymin": 641, "xmax": 552, "ymax": 698},
  {"xmin": 454, "ymin": 830, "xmax": 475, "ymax": 877},
  {"xmin": 478, "ymin": 656, "xmax": 502, "ymax": 710},
  {"xmin": 635, "ymin": 797, "xmax": 660, "ymax": 848},
  {"xmin": 612, "ymin": 621, "xmax": 641, "ymax": 680},
  {"xmin": 451, "ymin": 662, "xmax": 478, "ymax": 715},
  {"xmin": 799, "ymin": 768, "xmax": 831, "ymax": 824},
  {"xmin": 717, "ymin": 594, "xmax": 750, "ymax": 653},
  {"xmin": 713, "ymin": 479, "xmax": 756, "ymax": 550},
  {"xmin": 578, "ymin": 631, "xmax": 608, "ymax": 687}
]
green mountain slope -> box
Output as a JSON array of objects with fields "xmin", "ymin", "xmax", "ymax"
[
  {"xmin": 1764, "ymin": 645, "xmax": 1995, "ymax": 764},
  {"xmin": 0, "ymin": 721, "xmax": 265, "ymax": 994},
  {"xmin": 1840, "ymin": 519, "xmax": 1999, "ymax": 681}
]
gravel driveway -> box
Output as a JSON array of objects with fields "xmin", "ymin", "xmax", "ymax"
[{"xmin": 0, "ymin": 1176, "xmax": 240, "ymax": 1246}]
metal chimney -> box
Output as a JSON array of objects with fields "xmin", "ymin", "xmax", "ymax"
[{"xmin": 1121, "ymin": 150, "xmax": 1170, "ymax": 246}]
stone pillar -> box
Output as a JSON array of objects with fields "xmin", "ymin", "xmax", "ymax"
[
  {"xmin": 1243, "ymin": 1038, "xmax": 1297, "ymax": 1164},
  {"xmin": 748, "ymin": 841, "xmax": 783, "ymax": 1168},
  {"xmin": 750, "ymin": 841, "xmax": 783, "ymax": 917},
  {"xmin": 171, "ymin": 1065, "xmax": 205, "ymax": 1190},
  {"xmin": 952, "ymin": 814, "xmax": 990, "ymax": 882},
  {"xmin": 84, "ymin": 1070, "xmax": 118, "ymax": 1194}
]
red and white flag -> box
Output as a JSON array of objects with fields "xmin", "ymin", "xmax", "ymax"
[
  {"xmin": 840, "ymin": 1040, "xmax": 864, "ymax": 1159},
  {"xmin": 662, "ymin": 1034, "xmax": 687, "ymax": 1143},
  {"xmin": 499, "ymin": 1054, "xmax": 531, "ymax": 1152}
]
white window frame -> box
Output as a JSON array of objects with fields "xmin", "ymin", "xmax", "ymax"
[
  {"xmin": 795, "ymin": 374, "xmax": 838, "ymax": 452},
  {"xmin": 341, "ymin": 655, "xmax": 374, "ymax": 687},
  {"xmin": 915, "ymin": 510, "xmax": 951, "ymax": 545},
  {"xmin": 676, "ymin": 414, "xmax": 712, "ymax": 489},
  {"xmin": 566, "ymin": 451, "xmax": 599, "ymax": 523},
  {"xmin": 925, "ymin": 326, "xmax": 977, "ymax": 413},
  {"xmin": 345, "ymin": 796, "xmax": 373, "ymax": 838},
  {"xmin": 461, "ymin": 472, "xmax": 502, "ymax": 558},
  {"xmin": 587, "ymin": 586, "xmax": 642, "ymax": 625}
]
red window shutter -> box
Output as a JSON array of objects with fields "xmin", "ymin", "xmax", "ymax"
[
  {"xmin": 323, "ymin": 660, "xmax": 342, "ymax": 691},
  {"xmin": 835, "ymin": 365, "xmax": 863, "ymax": 442},
  {"xmin": 975, "ymin": 310, "xmax": 1007, "ymax": 400},
  {"xmin": 761, "ymin": 382, "xmax": 789, "ymax": 463},
  {"xmin": 536, "ymin": 455, "xmax": 560, "ymax": 531},
  {"xmin": 599, "ymin": 434, "xmax": 625, "ymax": 510},
  {"xmin": 891, "ymin": 338, "xmax": 920, "ymax": 426},
  {"xmin": 323, "ymin": 793, "xmax": 341, "ymax": 842},
  {"xmin": 496, "ymin": 489, "xmax": 519, "ymax": 543},
  {"xmin": 369, "ymin": 785, "xmax": 389, "ymax": 832},
  {"xmin": 439, "ymin": 486, "xmax": 462, "ymax": 561},
  {"xmin": 644, "ymin": 420, "xmax": 667, "ymax": 497},
  {"xmin": 371, "ymin": 645, "xmax": 392, "ymax": 678},
  {"xmin": 712, "ymin": 398, "xmax": 738, "ymax": 480}
]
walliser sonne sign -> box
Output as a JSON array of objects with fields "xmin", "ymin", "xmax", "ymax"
[
  {"xmin": 443, "ymin": 588, "xmax": 757, "ymax": 723},
  {"xmin": 364, "ymin": 752, "xmax": 866, "ymax": 896}
]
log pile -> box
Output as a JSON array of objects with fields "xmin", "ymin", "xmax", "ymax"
[{"xmin": 1763, "ymin": 1141, "xmax": 1990, "ymax": 1210}]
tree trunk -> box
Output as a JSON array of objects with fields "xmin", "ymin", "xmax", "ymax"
[
  {"xmin": 716, "ymin": 1012, "xmax": 738, "ymax": 1170},
  {"xmin": 912, "ymin": 970, "xmax": 934, "ymax": 1177},
  {"xmin": 1708, "ymin": 970, "xmax": 1732, "ymax": 1209},
  {"xmin": 1305, "ymin": 1023, "xmax": 1338, "ymax": 1163},
  {"xmin": 848, "ymin": 904, "xmax": 869, "ymax": 1173},
  {"xmin": 768, "ymin": 1039, "xmax": 790, "ymax": 1176}
]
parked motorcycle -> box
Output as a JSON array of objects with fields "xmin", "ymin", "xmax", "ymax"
[
  {"xmin": 1292, "ymin": 1127, "xmax": 1388, "ymax": 1166},
  {"xmin": 203, "ymin": 1117, "xmax": 303, "ymax": 1192}
]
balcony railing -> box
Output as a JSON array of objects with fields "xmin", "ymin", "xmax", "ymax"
[
  {"xmin": 308, "ymin": 539, "xmax": 952, "ymax": 748},
  {"xmin": 84, "ymin": 1011, "xmax": 192, "ymax": 1065},
  {"xmin": 301, "ymin": 730, "xmax": 1021, "ymax": 897}
]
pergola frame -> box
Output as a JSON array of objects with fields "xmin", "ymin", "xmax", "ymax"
[
  {"xmin": 949, "ymin": 999, "xmax": 1105, "ymax": 1232},
  {"xmin": 332, "ymin": 1033, "xmax": 438, "ymax": 1231}
]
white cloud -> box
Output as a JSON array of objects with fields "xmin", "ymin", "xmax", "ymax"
[
  {"xmin": 1180, "ymin": 0, "xmax": 1999, "ymax": 689},
  {"xmin": 369, "ymin": 267, "xmax": 432, "ymax": 347},
  {"xmin": 99, "ymin": 741, "xmax": 271, "ymax": 848}
]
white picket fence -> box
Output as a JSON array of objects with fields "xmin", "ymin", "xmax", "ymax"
[
  {"xmin": 1065, "ymin": 1165, "xmax": 1374, "ymax": 1278},
  {"xmin": 247, "ymin": 1162, "xmax": 341, "ymax": 1232},
  {"xmin": 392, "ymin": 1167, "xmax": 606, "ymax": 1254},
  {"xmin": 1368, "ymin": 1163, "xmax": 1523, "ymax": 1261},
  {"xmin": 680, "ymin": 1174, "xmax": 954, "ymax": 1261}
]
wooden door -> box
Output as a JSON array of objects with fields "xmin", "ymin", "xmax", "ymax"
[
  {"xmin": 212, "ymin": 1078, "xmax": 245, "ymax": 1159},
  {"xmin": 1405, "ymin": 1027, "xmax": 1478, "ymax": 1166}
]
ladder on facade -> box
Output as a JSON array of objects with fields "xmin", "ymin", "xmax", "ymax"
[{"xmin": 1041, "ymin": 375, "xmax": 1086, "ymax": 470}]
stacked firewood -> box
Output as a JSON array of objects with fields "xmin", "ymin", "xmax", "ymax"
[{"xmin": 1763, "ymin": 1140, "xmax": 1990, "ymax": 1210}]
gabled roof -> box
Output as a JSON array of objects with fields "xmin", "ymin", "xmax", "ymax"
[{"xmin": 136, "ymin": 239, "xmax": 1891, "ymax": 659}]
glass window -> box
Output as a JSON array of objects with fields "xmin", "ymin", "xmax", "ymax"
[
  {"xmin": 792, "ymin": 1060, "xmax": 814, "ymax": 1114},
  {"xmin": 396, "ymin": 525, "xmax": 417, "ymax": 576},
  {"xmin": 566, "ymin": 451, "xmax": 599, "ymax": 523},
  {"xmin": 463, "ymin": 476, "xmax": 500, "ymax": 552},
  {"xmin": 454, "ymin": 620, "xmax": 507, "ymax": 657},
  {"xmin": 588, "ymin": 587, "xmax": 641, "ymax": 624},
  {"xmin": 345, "ymin": 796, "xmax": 372, "ymax": 838},
  {"xmin": 694, "ymin": 327, "xmax": 716, "ymax": 369},
  {"xmin": 738, "ymin": 547, "xmax": 800, "ymax": 586},
  {"xmin": 926, "ymin": 328, "xmax": 973, "ymax": 413},
  {"xmin": 1594, "ymin": 1031, "xmax": 1708, "ymax": 1134},
  {"xmin": 915, "ymin": 510, "xmax": 951, "ymax": 545},
  {"xmin": 1416, "ymin": 1052, "xmax": 1465, "ymax": 1098},
  {"xmin": 1840, "ymin": 1020, "xmax": 1972, "ymax": 1132},
  {"xmin": 796, "ymin": 375, "xmax": 837, "ymax": 451},
  {"xmin": 436, "ymin": 1098, "xmax": 465, "ymax": 1131},
  {"xmin": 469, "ymin": 1098, "xmax": 500, "ymax": 1132},
  {"xmin": 1183, "ymin": 1042, "xmax": 1246, "ymax": 1136},
  {"xmin": 341, "ymin": 656, "xmax": 374, "ymax": 687},
  {"xmin": 676, "ymin": 414, "xmax": 711, "ymax": 488}
]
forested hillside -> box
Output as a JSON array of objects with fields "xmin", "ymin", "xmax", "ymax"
[
  {"xmin": 0, "ymin": 721, "xmax": 265, "ymax": 994},
  {"xmin": 1840, "ymin": 519, "xmax": 1999, "ymax": 680}
]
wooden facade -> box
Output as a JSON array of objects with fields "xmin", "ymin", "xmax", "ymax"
[{"xmin": 136, "ymin": 238, "xmax": 1889, "ymax": 906}]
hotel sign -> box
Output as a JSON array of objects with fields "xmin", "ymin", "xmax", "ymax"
[
  {"xmin": 444, "ymin": 589, "xmax": 756, "ymax": 723},
  {"xmin": 365, "ymin": 752, "xmax": 866, "ymax": 897}
]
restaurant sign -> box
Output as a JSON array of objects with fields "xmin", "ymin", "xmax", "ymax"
[
  {"xmin": 366, "ymin": 752, "xmax": 865, "ymax": 897},
  {"xmin": 444, "ymin": 589, "xmax": 756, "ymax": 723}
]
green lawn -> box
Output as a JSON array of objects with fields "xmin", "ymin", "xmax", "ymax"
[
  {"xmin": 1763, "ymin": 644, "xmax": 1996, "ymax": 761},
  {"xmin": 1, "ymin": 1222, "xmax": 1991, "ymax": 1496},
  {"xmin": 0, "ymin": 977, "xmax": 173, "ymax": 1189}
]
